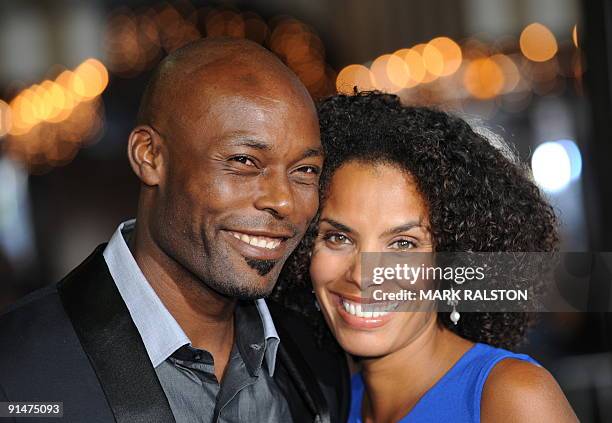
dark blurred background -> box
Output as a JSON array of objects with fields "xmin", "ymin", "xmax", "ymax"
[{"xmin": 0, "ymin": 0, "xmax": 611, "ymax": 421}]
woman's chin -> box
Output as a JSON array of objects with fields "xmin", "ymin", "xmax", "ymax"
[{"xmin": 336, "ymin": 332, "xmax": 391, "ymax": 358}]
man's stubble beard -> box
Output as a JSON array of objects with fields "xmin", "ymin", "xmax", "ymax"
[
  {"xmin": 245, "ymin": 257, "xmax": 277, "ymax": 276},
  {"xmin": 152, "ymin": 213, "xmax": 294, "ymax": 300},
  {"xmin": 199, "ymin": 252, "xmax": 283, "ymax": 300}
]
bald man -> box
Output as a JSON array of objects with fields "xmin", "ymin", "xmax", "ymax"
[{"xmin": 0, "ymin": 39, "xmax": 349, "ymax": 423}]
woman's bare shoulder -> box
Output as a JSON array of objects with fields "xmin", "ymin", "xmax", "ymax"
[{"xmin": 480, "ymin": 358, "xmax": 578, "ymax": 423}]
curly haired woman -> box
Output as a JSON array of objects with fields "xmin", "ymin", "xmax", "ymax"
[{"xmin": 274, "ymin": 91, "xmax": 577, "ymax": 422}]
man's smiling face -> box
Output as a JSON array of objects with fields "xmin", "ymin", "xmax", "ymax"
[{"xmin": 149, "ymin": 61, "xmax": 322, "ymax": 300}]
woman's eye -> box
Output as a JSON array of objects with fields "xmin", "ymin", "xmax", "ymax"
[
  {"xmin": 390, "ymin": 239, "xmax": 416, "ymax": 250},
  {"xmin": 322, "ymin": 233, "xmax": 351, "ymax": 245},
  {"xmin": 230, "ymin": 155, "xmax": 256, "ymax": 167}
]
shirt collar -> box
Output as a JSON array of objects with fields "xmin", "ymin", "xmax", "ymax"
[
  {"xmin": 102, "ymin": 219, "xmax": 280, "ymax": 375},
  {"xmin": 255, "ymin": 298, "xmax": 280, "ymax": 376},
  {"xmin": 235, "ymin": 300, "xmax": 280, "ymax": 377}
]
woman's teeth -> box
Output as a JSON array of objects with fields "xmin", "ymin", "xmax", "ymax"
[
  {"xmin": 341, "ymin": 297, "xmax": 398, "ymax": 318},
  {"xmin": 230, "ymin": 231, "xmax": 282, "ymax": 250}
]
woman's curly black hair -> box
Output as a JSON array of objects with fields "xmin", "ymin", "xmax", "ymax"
[{"xmin": 272, "ymin": 91, "xmax": 558, "ymax": 351}]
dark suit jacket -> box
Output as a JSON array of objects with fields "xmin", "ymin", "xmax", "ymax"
[{"xmin": 0, "ymin": 245, "xmax": 350, "ymax": 423}]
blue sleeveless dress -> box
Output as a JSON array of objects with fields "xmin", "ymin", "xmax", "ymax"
[{"xmin": 348, "ymin": 343, "xmax": 539, "ymax": 423}]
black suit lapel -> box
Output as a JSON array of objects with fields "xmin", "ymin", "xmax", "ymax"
[
  {"xmin": 58, "ymin": 245, "xmax": 175, "ymax": 423},
  {"xmin": 274, "ymin": 323, "xmax": 331, "ymax": 423}
]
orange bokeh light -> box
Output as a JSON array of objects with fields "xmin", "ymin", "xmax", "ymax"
[
  {"xmin": 40, "ymin": 80, "xmax": 64, "ymax": 122},
  {"xmin": 371, "ymin": 54, "xmax": 406, "ymax": 93},
  {"xmin": 572, "ymin": 24, "xmax": 579, "ymax": 48},
  {"xmin": 520, "ymin": 23, "xmax": 558, "ymax": 62},
  {"xmin": 73, "ymin": 59, "xmax": 109, "ymax": 100},
  {"xmin": 103, "ymin": 11, "xmax": 144, "ymax": 76},
  {"xmin": 463, "ymin": 57, "xmax": 505, "ymax": 99},
  {"xmin": 490, "ymin": 54, "xmax": 520, "ymax": 93},
  {"xmin": 242, "ymin": 12, "xmax": 269, "ymax": 44},
  {"xmin": 205, "ymin": 9, "xmax": 245, "ymax": 38},
  {"xmin": 427, "ymin": 37, "xmax": 462, "ymax": 77},
  {"xmin": 422, "ymin": 43, "xmax": 444, "ymax": 77},
  {"xmin": 7, "ymin": 96, "xmax": 29, "ymax": 136},
  {"xmin": 385, "ymin": 54, "xmax": 411, "ymax": 87},
  {"xmin": 10, "ymin": 91, "xmax": 36, "ymax": 135},
  {"xmin": 412, "ymin": 44, "xmax": 438, "ymax": 84},
  {"xmin": 0, "ymin": 100, "xmax": 12, "ymax": 137},
  {"xmin": 5, "ymin": 56, "xmax": 109, "ymax": 172},
  {"xmin": 394, "ymin": 48, "xmax": 426, "ymax": 88},
  {"xmin": 336, "ymin": 64, "xmax": 376, "ymax": 94}
]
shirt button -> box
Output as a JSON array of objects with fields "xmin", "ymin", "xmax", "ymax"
[{"xmin": 250, "ymin": 343, "xmax": 262, "ymax": 351}]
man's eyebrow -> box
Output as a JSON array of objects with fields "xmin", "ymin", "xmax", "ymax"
[
  {"xmin": 222, "ymin": 131, "xmax": 272, "ymax": 151},
  {"xmin": 230, "ymin": 138, "xmax": 272, "ymax": 151},
  {"xmin": 299, "ymin": 148, "xmax": 323, "ymax": 160},
  {"xmin": 381, "ymin": 221, "xmax": 424, "ymax": 237},
  {"xmin": 319, "ymin": 218, "xmax": 353, "ymax": 233},
  {"xmin": 221, "ymin": 133, "xmax": 323, "ymax": 159}
]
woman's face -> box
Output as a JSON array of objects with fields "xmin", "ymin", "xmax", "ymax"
[{"xmin": 310, "ymin": 161, "xmax": 435, "ymax": 357}]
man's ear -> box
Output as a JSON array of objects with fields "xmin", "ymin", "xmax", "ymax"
[{"xmin": 127, "ymin": 125, "xmax": 165, "ymax": 186}]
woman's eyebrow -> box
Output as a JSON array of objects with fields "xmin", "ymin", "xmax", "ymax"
[
  {"xmin": 381, "ymin": 221, "xmax": 423, "ymax": 237},
  {"xmin": 319, "ymin": 218, "xmax": 353, "ymax": 233}
]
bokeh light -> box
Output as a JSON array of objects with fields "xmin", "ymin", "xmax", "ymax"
[
  {"xmin": 205, "ymin": 9, "xmax": 245, "ymax": 38},
  {"xmin": 572, "ymin": 24, "xmax": 579, "ymax": 48},
  {"xmin": 3, "ymin": 57, "xmax": 108, "ymax": 173},
  {"xmin": 393, "ymin": 48, "xmax": 426, "ymax": 88},
  {"xmin": 490, "ymin": 54, "xmax": 520, "ymax": 93},
  {"xmin": 426, "ymin": 37, "xmax": 462, "ymax": 77},
  {"xmin": 40, "ymin": 81, "xmax": 66, "ymax": 122},
  {"xmin": 532, "ymin": 141, "xmax": 573, "ymax": 192},
  {"xmin": 371, "ymin": 54, "xmax": 405, "ymax": 93},
  {"xmin": 2, "ymin": 3, "xmax": 585, "ymax": 172},
  {"xmin": 463, "ymin": 57, "xmax": 505, "ymax": 99},
  {"xmin": 73, "ymin": 59, "xmax": 109, "ymax": 100},
  {"xmin": 103, "ymin": 10, "xmax": 145, "ymax": 77},
  {"xmin": 0, "ymin": 100, "xmax": 12, "ymax": 137},
  {"xmin": 422, "ymin": 43, "xmax": 444, "ymax": 77},
  {"xmin": 336, "ymin": 64, "xmax": 376, "ymax": 94},
  {"xmin": 267, "ymin": 16, "xmax": 332, "ymax": 98},
  {"xmin": 412, "ymin": 43, "xmax": 439, "ymax": 84},
  {"xmin": 385, "ymin": 54, "xmax": 411, "ymax": 88},
  {"xmin": 334, "ymin": 24, "xmax": 577, "ymax": 103},
  {"xmin": 242, "ymin": 12, "xmax": 269, "ymax": 44},
  {"xmin": 102, "ymin": 5, "xmax": 346, "ymax": 100},
  {"xmin": 520, "ymin": 23, "xmax": 558, "ymax": 62},
  {"xmin": 558, "ymin": 139, "xmax": 582, "ymax": 181},
  {"xmin": 155, "ymin": 3, "xmax": 200, "ymax": 53},
  {"xmin": 462, "ymin": 37, "xmax": 490, "ymax": 60}
]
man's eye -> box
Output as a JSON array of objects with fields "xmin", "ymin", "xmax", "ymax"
[
  {"xmin": 230, "ymin": 156, "xmax": 256, "ymax": 167},
  {"xmin": 297, "ymin": 165, "xmax": 320, "ymax": 174},
  {"xmin": 389, "ymin": 239, "xmax": 416, "ymax": 250}
]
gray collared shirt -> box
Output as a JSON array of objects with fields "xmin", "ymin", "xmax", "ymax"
[{"xmin": 103, "ymin": 220, "xmax": 292, "ymax": 423}]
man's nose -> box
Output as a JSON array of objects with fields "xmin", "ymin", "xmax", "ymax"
[{"xmin": 253, "ymin": 170, "xmax": 295, "ymax": 218}]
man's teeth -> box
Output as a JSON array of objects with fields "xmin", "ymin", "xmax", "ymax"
[
  {"xmin": 341, "ymin": 298, "xmax": 398, "ymax": 318},
  {"xmin": 230, "ymin": 232, "xmax": 282, "ymax": 250}
]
